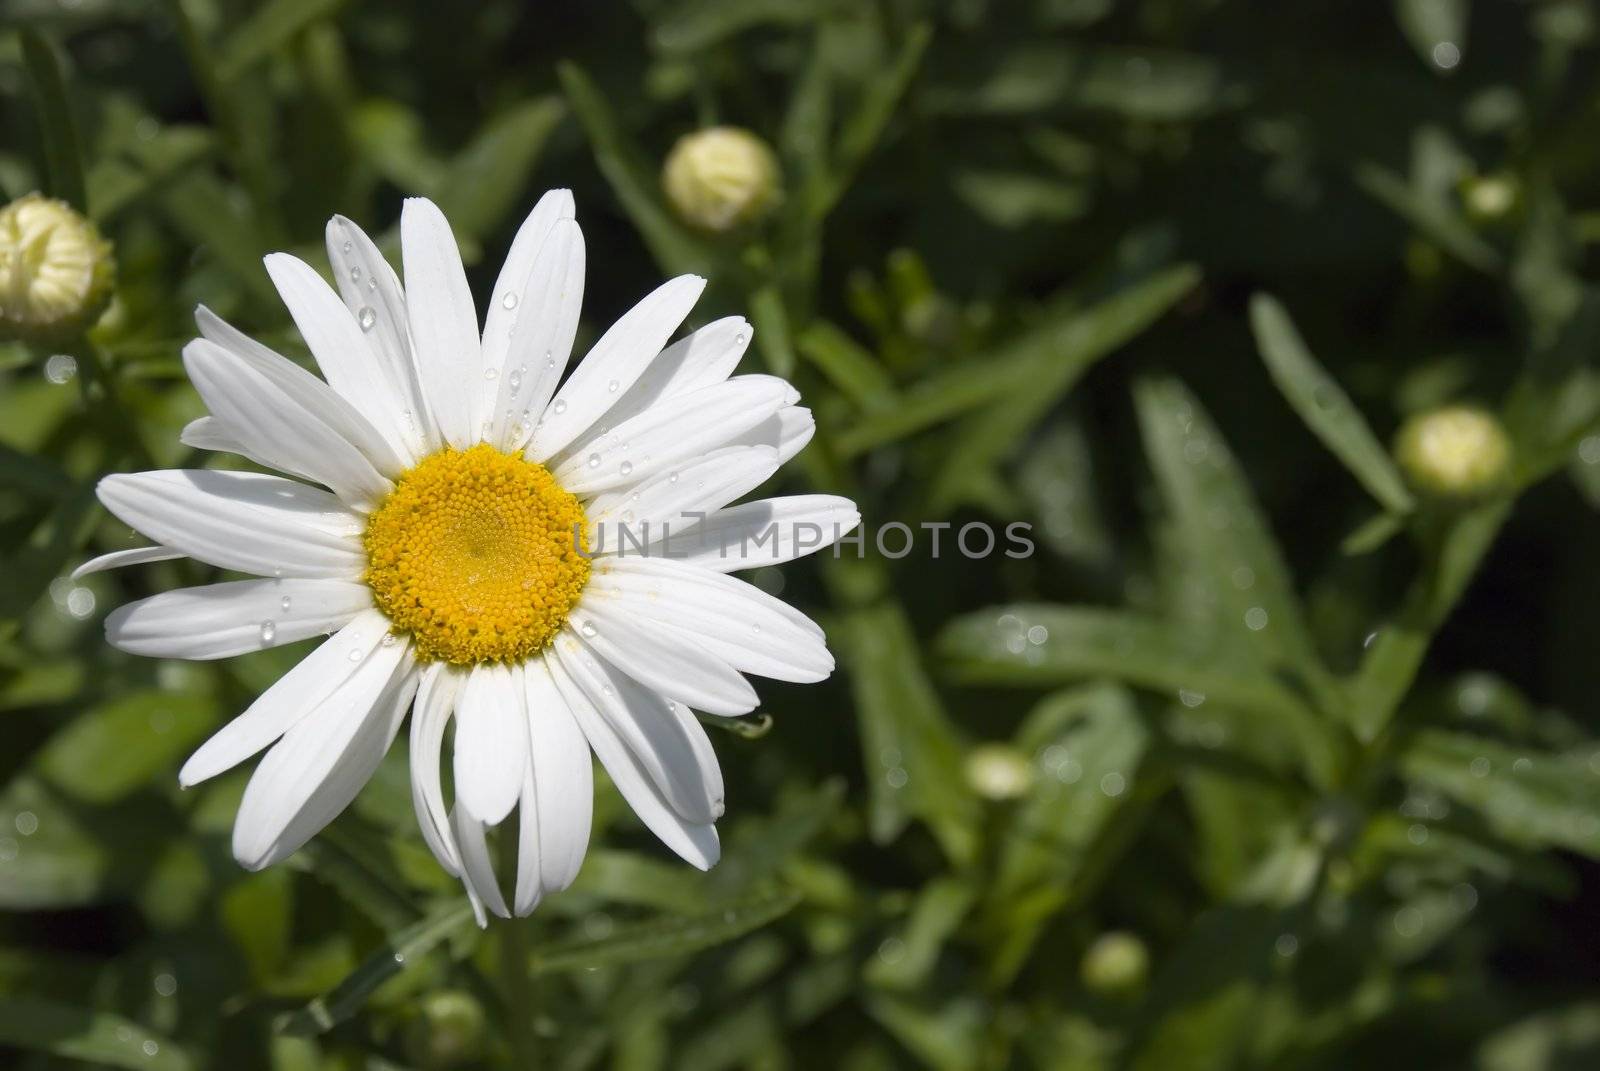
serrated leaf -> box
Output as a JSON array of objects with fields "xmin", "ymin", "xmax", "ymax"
[{"xmin": 1249, "ymin": 293, "xmax": 1414, "ymax": 514}]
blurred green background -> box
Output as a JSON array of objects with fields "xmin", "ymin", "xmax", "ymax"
[{"xmin": 4, "ymin": 0, "xmax": 1600, "ymax": 1067}]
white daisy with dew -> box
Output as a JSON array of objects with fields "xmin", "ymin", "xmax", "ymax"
[{"xmin": 79, "ymin": 191, "xmax": 860, "ymax": 923}]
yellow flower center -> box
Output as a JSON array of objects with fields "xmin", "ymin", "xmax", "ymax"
[{"xmin": 363, "ymin": 444, "xmax": 590, "ymax": 665}]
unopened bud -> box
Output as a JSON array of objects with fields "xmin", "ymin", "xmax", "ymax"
[
  {"xmin": 1395, "ymin": 405, "xmax": 1511, "ymax": 498},
  {"xmin": 1081, "ymin": 931, "xmax": 1149, "ymax": 997},
  {"xmin": 964, "ymin": 743, "xmax": 1034, "ymax": 800},
  {"xmin": 662, "ymin": 127, "xmax": 781, "ymax": 232},
  {"xmin": 0, "ymin": 193, "xmax": 115, "ymax": 342},
  {"xmin": 1460, "ymin": 173, "xmax": 1520, "ymax": 223}
]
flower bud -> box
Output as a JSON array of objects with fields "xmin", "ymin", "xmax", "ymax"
[
  {"xmin": 1081, "ymin": 931, "xmax": 1150, "ymax": 997},
  {"xmin": 1460, "ymin": 173, "xmax": 1520, "ymax": 223},
  {"xmin": 404, "ymin": 990, "xmax": 487, "ymax": 1068},
  {"xmin": 662, "ymin": 127, "xmax": 781, "ymax": 232},
  {"xmin": 1394, "ymin": 405, "xmax": 1511, "ymax": 498},
  {"xmin": 964, "ymin": 743, "xmax": 1034, "ymax": 800},
  {"xmin": 0, "ymin": 193, "xmax": 115, "ymax": 342}
]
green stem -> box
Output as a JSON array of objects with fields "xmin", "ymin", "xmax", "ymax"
[{"xmin": 496, "ymin": 836, "xmax": 539, "ymax": 1067}]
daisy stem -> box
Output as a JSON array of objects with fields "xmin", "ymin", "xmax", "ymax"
[{"xmin": 497, "ymin": 841, "xmax": 540, "ymax": 1066}]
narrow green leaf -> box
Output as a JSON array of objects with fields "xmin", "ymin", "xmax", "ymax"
[
  {"xmin": 277, "ymin": 898, "xmax": 477, "ymax": 1036},
  {"xmin": 557, "ymin": 62, "xmax": 716, "ymax": 277},
  {"xmin": 20, "ymin": 28, "xmax": 88, "ymax": 210},
  {"xmin": 1134, "ymin": 376, "xmax": 1337, "ymax": 710},
  {"xmin": 1249, "ymin": 294, "xmax": 1414, "ymax": 514},
  {"xmin": 926, "ymin": 42, "xmax": 1224, "ymax": 121},
  {"xmin": 1398, "ymin": 730, "xmax": 1600, "ymax": 857},
  {"xmin": 159, "ymin": 171, "xmax": 280, "ymax": 305},
  {"xmin": 215, "ymin": 0, "xmax": 346, "ymax": 82},
  {"xmin": 36, "ymin": 690, "xmax": 217, "ymax": 804},
  {"xmin": 864, "ymin": 877, "xmax": 975, "ymax": 991},
  {"xmin": 651, "ymin": 0, "xmax": 820, "ymax": 53},
  {"xmin": 746, "ymin": 282, "xmax": 796, "ymax": 377},
  {"xmin": 435, "ymin": 96, "xmax": 566, "ymax": 242},
  {"xmin": 796, "ymin": 320, "xmax": 897, "ymax": 413},
  {"xmin": 837, "ymin": 600, "xmax": 979, "ymax": 864},
  {"xmin": 1341, "ymin": 511, "xmax": 1406, "ymax": 555},
  {"xmin": 929, "ymin": 264, "xmax": 1199, "ymax": 509},
  {"xmin": 530, "ymin": 888, "xmax": 801, "ymax": 973},
  {"xmin": 0, "ymin": 999, "xmax": 192, "ymax": 1070},
  {"xmin": 1355, "ymin": 161, "xmax": 1501, "ymax": 274},
  {"xmin": 0, "ymin": 775, "xmax": 122, "ymax": 908}
]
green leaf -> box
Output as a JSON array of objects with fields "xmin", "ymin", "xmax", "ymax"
[
  {"xmin": 0, "ymin": 775, "xmax": 145, "ymax": 908},
  {"xmin": 434, "ymin": 96, "xmax": 566, "ymax": 242},
  {"xmin": 36, "ymin": 689, "xmax": 217, "ymax": 804},
  {"xmin": 795, "ymin": 320, "xmax": 897, "ymax": 413},
  {"xmin": 20, "ymin": 28, "xmax": 88, "ymax": 211},
  {"xmin": 1476, "ymin": 1003, "xmax": 1600, "ymax": 1070},
  {"xmin": 651, "ymin": 0, "xmax": 822, "ymax": 53},
  {"xmin": 277, "ymin": 898, "xmax": 477, "ymax": 1036},
  {"xmin": 1355, "ymin": 161, "xmax": 1501, "ymax": 274},
  {"xmin": 864, "ymin": 993, "xmax": 984, "ymax": 1071},
  {"xmin": 1248, "ymin": 294, "xmax": 1414, "ymax": 514},
  {"xmin": 836, "ymin": 599, "xmax": 979, "ymax": 864},
  {"xmin": 215, "ymin": 0, "xmax": 346, "ymax": 82},
  {"xmin": 929, "ymin": 264, "xmax": 1199, "ymax": 510},
  {"xmin": 864, "ymin": 877, "xmax": 975, "ymax": 991},
  {"xmin": 1396, "ymin": 0, "xmax": 1468, "ymax": 67},
  {"xmin": 557, "ymin": 62, "xmax": 716, "ymax": 277},
  {"xmin": 0, "ymin": 998, "xmax": 192, "ymax": 1070},
  {"xmin": 1134, "ymin": 376, "xmax": 1338, "ymax": 713},
  {"xmin": 159, "ymin": 171, "xmax": 280, "ymax": 305},
  {"xmin": 950, "ymin": 168, "xmax": 1090, "ymax": 228},
  {"xmin": 746, "ymin": 282, "xmax": 796, "ymax": 378},
  {"xmin": 1015, "ymin": 416, "xmax": 1115, "ymax": 569},
  {"xmin": 926, "ymin": 42, "xmax": 1224, "ymax": 121},
  {"xmin": 530, "ymin": 888, "xmax": 801, "ymax": 973},
  {"xmin": 1398, "ymin": 730, "xmax": 1600, "ymax": 857}
]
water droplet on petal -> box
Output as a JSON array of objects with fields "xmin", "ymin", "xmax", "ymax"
[
  {"xmin": 259, "ymin": 621, "xmax": 277, "ymax": 644},
  {"xmin": 619, "ymin": 460, "xmax": 634, "ymax": 476},
  {"xmin": 358, "ymin": 306, "xmax": 376, "ymax": 331},
  {"xmin": 587, "ymin": 453, "xmax": 601, "ymax": 468},
  {"xmin": 553, "ymin": 399, "xmax": 568, "ymax": 415},
  {"xmin": 607, "ymin": 378, "xmax": 620, "ymax": 393},
  {"xmin": 349, "ymin": 265, "xmax": 362, "ymax": 284},
  {"xmin": 734, "ymin": 332, "xmax": 747, "ymax": 347},
  {"xmin": 348, "ymin": 648, "xmax": 363, "ymax": 662},
  {"xmin": 341, "ymin": 240, "xmax": 353, "ymax": 254},
  {"xmin": 668, "ymin": 471, "xmax": 680, "ymax": 483},
  {"xmin": 502, "ymin": 291, "xmax": 518, "ymax": 309},
  {"xmin": 580, "ymin": 621, "xmax": 597, "ymax": 637},
  {"xmin": 279, "ymin": 596, "xmax": 292, "ymax": 612}
]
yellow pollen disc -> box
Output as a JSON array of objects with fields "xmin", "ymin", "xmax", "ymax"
[{"xmin": 363, "ymin": 444, "xmax": 590, "ymax": 665}]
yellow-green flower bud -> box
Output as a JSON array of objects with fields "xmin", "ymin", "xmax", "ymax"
[
  {"xmin": 404, "ymin": 990, "xmax": 487, "ymax": 1068},
  {"xmin": 1394, "ymin": 405, "xmax": 1512, "ymax": 498},
  {"xmin": 0, "ymin": 193, "xmax": 115, "ymax": 342},
  {"xmin": 1081, "ymin": 931, "xmax": 1150, "ymax": 997},
  {"xmin": 1460, "ymin": 173, "xmax": 1520, "ymax": 223},
  {"xmin": 662, "ymin": 127, "xmax": 781, "ymax": 232},
  {"xmin": 964, "ymin": 743, "xmax": 1034, "ymax": 800}
]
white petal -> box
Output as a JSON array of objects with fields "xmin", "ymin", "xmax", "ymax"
[
  {"xmin": 588, "ymin": 446, "xmax": 778, "ymax": 533},
  {"xmin": 179, "ymin": 416, "xmax": 247, "ymax": 457},
  {"xmin": 522, "ymin": 658, "xmax": 592, "ymax": 897},
  {"xmin": 263, "ymin": 253, "xmax": 417, "ymax": 463},
  {"xmin": 480, "ymin": 195, "xmax": 585, "ymax": 449},
  {"xmin": 554, "ymin": 375, "xmax": 794, "ymax": 494},
  {"xmin": 230, "ymin": 634, "xmax": 413, "ymax": 868},
  {"xmin": 410, "ymin": 663, "xmax": 463, "ymax": 875},
  {"xmin": 513, "ymin": 762, "xmax": 543, "ymax": 916},
  {"xmin": 180, "ymin": 608, "xmax": 393, "ymax": 786},
  {"xmin": 588, "ymin": 559, "xmax": 831, "ymax": 683},
  {"xmin": 725, "ymin": 405, "xmax": 815, "ymax": 465},
  {"xmin": 452, "ymin": 804, "xmax": 510, "ymax": 922},
  {"xmin": 547, "ymin": 643, "xmax": 719, "ymax": 870},
  {"xmin": 195, "ymin": 307, "xmax": 410, "ymax": 478},
  {"xmin": 527, "ymin": 275, "xmax": 706, "ymax": 460},
  {"xmin": 106, "ymin": 578, "xmax": 370, "ymax": 660},
  {"xmin": 568, "ymin": 317, "xmax": 751, "ymax": 443},
  {"xmin": 452, "ymin": 663, "xmax": 528, "ymax": 826},
  {"xmin": 325, "ymin": 214, "xmax": 436, "ymax": 455},
  {"xmin": 553, "ymin": 635, "xmax": 722, "ymax": 823},
  {"xmin": 646, "ymin": 495, "xmax": 861, "ymax": 571},
  {"xmin": 71, "ymin": 545, "xmax": 183, "ymax": 580},
  {"xmin": 402, "ymin": 198, "xmax": 482, "ymax": 449},
  {"xmin": 183, "ymin": 339, "xmax": 395, "ymax": 507},
  {"xmin": 245, "ymin": 666, "xmax": 417, "ymax": 870},
  {"xmin": 97, "ymin": 470, "xmax": 365, "ymax": 579},
  {"xmin": 567, "ymin": 604, "xmax": 757, "ymax": 716}
]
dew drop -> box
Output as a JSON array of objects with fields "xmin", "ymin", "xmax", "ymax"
[
  {"xmin": 607, "ymin": 379, "xmax": 620, "ymax": 393},
  {"xmin": 279, "ymin": 596, "xmax": 292, "ymax": 612},
  {"xmin": 484, "ymin": 367, "xmax": 499, "ymax": 381},
  {"xmin": 554, "ymin": 399, "xmax": 568, "ymax": 415},
  {"xmin": 587, "ymin": 453, "xmax": 601, "ymax": 468},
  {"xmin": 348, "ymin": 648, "xmax": 363, "ymax": 662},
  {"xmin": 734, "ymin": 332, "xmax": 747, "ymax": 347},
  {"xmin": 358, "ymin": 306, "xmax": 377, "ymax": 331},
  {"xmin": 668, "ymin": 471, "xmax": 680, "ymax": 483},
  {"xmin": 341, "ymin": 240, "xmax": 353, "ymax": 254},
  {"xmin": 259, "ymin": 621, "xmax": 276, "ymax": 644},
  {"xmin": 619, "ymin": 460, "xmax": 634, "ymax": 476},
  {"xmin": 580, "ymin": 621, "xmax": 598, "ymax": 637},
  {"xmin": 502, "ymin": 292, "xmax": 518, "ymax": 309},
  {"xmin": 349, "ymin": 265, "xmax": 362, "ymax": 284}
]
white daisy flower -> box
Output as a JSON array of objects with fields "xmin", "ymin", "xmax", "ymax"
[{"xmin": 80, "ymin": 191, "xmax": 860, "ymax": 923}]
